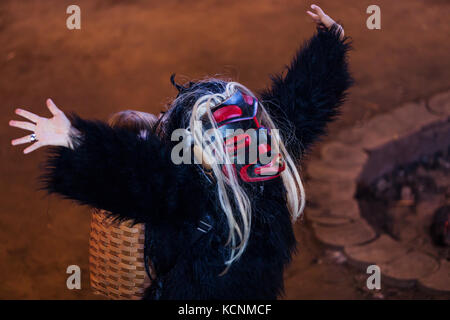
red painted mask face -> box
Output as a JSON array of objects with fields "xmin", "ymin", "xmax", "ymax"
[{"xmin": 201, "ymin": 90, "xmax": 285, "ymax": 182}]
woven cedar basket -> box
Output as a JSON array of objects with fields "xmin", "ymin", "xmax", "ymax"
[{"xmin": 89, "ymin": 208, "xmax": 154, "ymax": 300}]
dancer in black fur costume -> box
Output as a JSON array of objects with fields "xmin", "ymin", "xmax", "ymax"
[{"xmin": 9, "ymin": 5, "xmax": 352, "ymax": 300}]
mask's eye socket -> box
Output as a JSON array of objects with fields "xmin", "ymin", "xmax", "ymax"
[{"xmin": 212, "ymin": 105, "xmax": 243, "ymax": 123}]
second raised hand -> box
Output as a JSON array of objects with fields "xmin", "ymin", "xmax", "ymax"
[
  {"xmin": 9, "ymin": 99, "xmax": 72, "ymax": 154},
  {"xmin": 306, "ymin": 4, "xmax": 344, "ymax": 39}
]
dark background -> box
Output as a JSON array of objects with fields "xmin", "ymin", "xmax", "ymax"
[{"xmin": 1, "ymin": 0, "xmax": 449, "ymax": 299}]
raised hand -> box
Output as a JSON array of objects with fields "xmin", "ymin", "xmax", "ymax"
[
  {"xmin": 9, "ymin": 99, "xmax": 72, "ymax": 154},
  {"xmin": 307, "ymin": 4, "xmax": 344, "ymax": 39}
]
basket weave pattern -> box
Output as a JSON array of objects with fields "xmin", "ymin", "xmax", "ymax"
[{"xmin": 89, "ymin": 209, "xmax": 153, "ymax": 300}]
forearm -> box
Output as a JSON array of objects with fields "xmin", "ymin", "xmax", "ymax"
[
  {"xmin": 260, "ymin": 24, "xmax": 353, "ymax": 155},
  {"xmin": 40, "ymin": 115, "xmax": 175, "ymax": 224}
]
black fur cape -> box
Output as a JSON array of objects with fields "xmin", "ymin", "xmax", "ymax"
[{"xmin": 41, "ymin": 25, "xmax": 352, "ymax": 300}]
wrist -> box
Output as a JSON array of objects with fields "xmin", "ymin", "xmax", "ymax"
[
  {"xmin": 328, "ymin": 22, "xmax": 345, "ymax": 40},
  {"xmin": 66, "ymin": 126, "xmax": 81, "ymax": 149}
]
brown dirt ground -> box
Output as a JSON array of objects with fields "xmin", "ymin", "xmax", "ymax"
[{"xmin": 0, "ymin": 0, "xmax": 449, "ymax": 299}]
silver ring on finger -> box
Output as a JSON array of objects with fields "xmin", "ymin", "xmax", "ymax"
[{"xmin": 30, "ymin": 133, "xmax": 37, "ymax": 142}]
